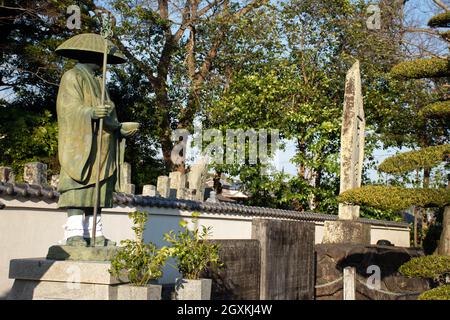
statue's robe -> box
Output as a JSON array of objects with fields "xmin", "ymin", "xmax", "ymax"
[{"xmin": 56, "ymin": 63, "xmax": 124, "ymax": 208}]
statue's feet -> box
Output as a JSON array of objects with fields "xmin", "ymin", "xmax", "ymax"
[
  {"xmin": 66, "ymin": 236, "xmax": 88, "ymax": 246},
  {"xmin": 85, "ymin": 236, "xmax": 116, "ymax": 247}
]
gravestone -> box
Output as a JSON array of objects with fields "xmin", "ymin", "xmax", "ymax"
[
  {"xmin": 50, "ymin": 174, "xmax": 60, "ymax": 190},
  {"xmin": 157, "ymin": 176, "xmax": 170, "ymax": 198},
  {"xmin": 169, "ymin": 171, "xmax": 186, "ymax": 199},
  {"xmin": 187, "ymin": 157, "xmax": 209, "ymax": 202},
  {"xmin": 142, "ymin": 184, "xmax": 157, "ymax": 196},
  {"xmin": 252, "ymin": 219, "xmax": 315, "ymax": 300},
  {"xmin": 23, "ymin": 162, "xmax": 47, "ymax": 185},
  {"xmin": 120, "ymin": 162, "xmax": 135, "ymax": 195},
  {"xmin": 0, "ymin": 167, "xmax": 14, "ymax": 183},
  {"xmin": 322, "ymin": 60, "xmax": 370, "ymax": 244}
]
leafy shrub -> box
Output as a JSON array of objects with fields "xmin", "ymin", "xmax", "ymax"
[
  {"xmin": 109, "ymin": 211, "xmax": 170, "ymax": 286},
  {"xmin": 378, "ymin": 144, "xmax": 450, "ymax": 174},
  {"xmin": 399, "ymin": 255, "xmax": 450, "ymax": 284},
  {"xmin": 418, "ymin": 100, "xmax": 450, "ymax": 119},
  {"xmin": 164, "ymin": 213, "xmax": 222, "ymax": 280},
  {"xmin": 418, "ymin": 285, "xmax": 450, "ymax": 300},
  {"xmin": 390, "ymin": 58, "xmax": 449, "ymax": 79},
  {"xmin": 338, "ymin": 186, "xmax": 450, "ymax": 211}
]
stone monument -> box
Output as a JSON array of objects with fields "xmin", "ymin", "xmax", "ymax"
[{"xmin": 322, "ymin": 60, "xmax": 370, "ymax": 244}]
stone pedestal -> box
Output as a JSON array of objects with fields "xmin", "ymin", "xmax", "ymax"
[
  {"xmin": 7, "ymin": 258, "xmax": 161, "ymax": 300},
  {"xmin": 322, "ymin": 220, "xmax": 370, "ymax": 245},
  {"xmin": 8, "ymin": 258, "xmax": 122, "ymax": 300}
]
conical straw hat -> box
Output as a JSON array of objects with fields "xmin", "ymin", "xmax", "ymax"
[{"xmin": 55, "ymin": 33, "xmax": 126, "ymax": 64}]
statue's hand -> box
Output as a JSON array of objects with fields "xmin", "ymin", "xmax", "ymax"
[
  {"xmin": 120, "ymin": 122, "xmax": 140, "ymax": 138},
  {"xmin": 91, "ymin": 104, "xmax": 112, "ymax": 119}
]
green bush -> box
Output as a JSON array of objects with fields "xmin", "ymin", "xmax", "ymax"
[
  {"xmin": 418, "ymin": 285, "xmax": 450, "ymax": 300},
  {"xmin": 164, "ymin": 213, "xmax": 222, "ymax": 280},
  {"xmin": 390, "ymin": 58, "xmax": 449, "ymax": 79},
  {"xmin": 109, "ymin": 211, "xmax": 170, "ymax": 286},
  {"xmin": 428, "ymin": 12, "xmax": 450, "ymax": 28},
  {"xmin": 338, "ymin": 186, "xmax": 450, "ymax": 211},
  {"xmin": 378, "ymin": 144, "xmax": 450, "ymax": 174},
  {"xmin": 418, "ymin": 100, "xmax": 450, "ymax": 119},
  {"xmin": 399, "ymin": 255, "xmax": 450, "ymax": 283}
]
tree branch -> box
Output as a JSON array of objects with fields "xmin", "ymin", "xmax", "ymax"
[
  {"xmin": 113, "ymin": 36, "xmax": 158, "ymax": 84},
  {"xmin": 431, "ymin": 0, "xmax": 448, "ymax": 11}
]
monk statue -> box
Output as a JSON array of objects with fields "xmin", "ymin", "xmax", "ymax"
[{"xmin": 54, "ymin": 33, "xmax": 139, "ymax": 247}]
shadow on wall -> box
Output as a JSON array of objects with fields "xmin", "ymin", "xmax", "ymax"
[{"xmin": 0, "ymin": 291, "xmax": 9, "ymax": 300}]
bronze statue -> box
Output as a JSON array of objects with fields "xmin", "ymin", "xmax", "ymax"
[{"xmin": 55, "ymin": 33, "xmax": 139, "ymax": 247}]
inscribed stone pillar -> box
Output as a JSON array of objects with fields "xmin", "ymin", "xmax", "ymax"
[
  {"xmin": 322, "ymin": 60, "xmax": 370, "ymax": 245},
  {"xmin": 338, "ymin": 60, "xmax": 365, "ymax": 221}
]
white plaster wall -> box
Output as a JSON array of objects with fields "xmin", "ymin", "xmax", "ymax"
[{"xmin": 0, "ymin": 198, "xmax": 410, "ymax": 297}]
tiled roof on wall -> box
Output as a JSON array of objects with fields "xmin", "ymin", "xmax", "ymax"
[{"xmin": 0, "ymin": 182, "xmax": 409, "ymax": 228}]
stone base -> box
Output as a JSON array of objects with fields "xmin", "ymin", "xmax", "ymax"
[
  {"xmin": 322, "ymin": 220, "xmax": 370, "ymax": 244},
  {"xmin": 7, "ymin": 258, "xmax": 161, "ymax": 300},
  {"xmin": 46, "ymin": 245, "xmax": 120, "ymax": 261},
  {"xmin": 315, "ymin": 244, "xmax": 429, "ymax": 300}
]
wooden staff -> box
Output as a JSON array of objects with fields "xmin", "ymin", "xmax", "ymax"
[{"xmin": 92, "ymin": 11, "xmax": 113, "ymax": 247}]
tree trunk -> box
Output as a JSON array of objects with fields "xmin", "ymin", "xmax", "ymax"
[
  {"xmin": 438, "ymin": 206, "xmax": 450, "ymax": 255},
  {"xmin": 413, "ymin": 206, "xmax": 419, "ymax": 247}
]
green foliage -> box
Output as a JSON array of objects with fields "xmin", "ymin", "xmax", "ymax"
[
  {"xmin": 0, "ymin": 108, "xmax": 59, "ymax": 179},
  {"xmin": 390, "ymin": 58, "xmax": 450, "ymax": 79},
  {"xmin": 418, "ymin": 285, "xmax": 450, "ymax": 300},
  {"xmin": 163, "ymin": 213, "xmax": 222, "ymax": 280},
  {"xmin": 378, "ymin": 144, "xmax": 450, "ymax": 174},
  {"xmin": 399, "ymin": 255, "xmax": 450, "ymax": 284},
  {"xmin": 109, "ymin": 211, "xmax": 170, "ymax": 286},
  {"xmin": 440, "ymin": 30, "xmax": 450, "ymax": 41},
  {"xmin": 428, "ymin": 11, "xmax": 450, "ymax": 28},
  {"xmin": 359, "ymin": 205, "xmax": 402, "ymax": 222},
  {"xmin": 418, "ymin": 100, "xmax": 450, "ymax": 119},
  {"xmin": 338, "ymin": 186, "xmax": 450, "ymax": 211}
]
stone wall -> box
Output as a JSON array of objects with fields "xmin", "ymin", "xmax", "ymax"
[
  {"xmin": 315, "ymin": 244, "xmax": 430, "ymax": 300},
  {"xmin": 252, "ymin": 219, "xmax": 315, "ymax": 300}
]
